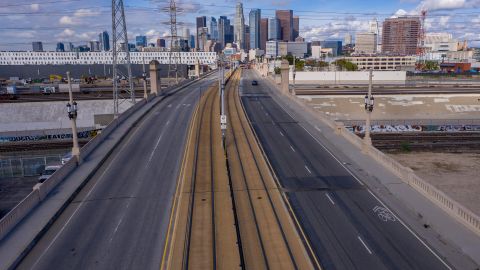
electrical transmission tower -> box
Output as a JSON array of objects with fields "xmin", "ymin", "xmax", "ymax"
[
  {"xmin": 164, "ymin": 0, "xmax": 182, "ymax": 85},
  {"xmin": 112, "ymin": 0, "xmax": 135, "ymax": 117}
]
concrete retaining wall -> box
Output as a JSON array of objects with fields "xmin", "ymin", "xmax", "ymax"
[
  {"xmin": 265, "ymin": 71, "xmax": 480, "ymax": 237},
  {"xmin": 290, "ymin": 71, "xmax": 407, "ymax": 85}
]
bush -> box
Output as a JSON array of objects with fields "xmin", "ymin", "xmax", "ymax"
[{"xmin": 274, "ymin": 67, "xmax": 281, "ymax": 75}]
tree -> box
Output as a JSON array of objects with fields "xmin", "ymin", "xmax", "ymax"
[
  {"xmin": 295, "ymin": 60, "xmax": 305, "ymax": 71},
  {"xmin": 274, "ymin": 67, "xmax": 281, "ymax": 75},
  {"xmin": 334, "ymin": 59, "xmax": 358, "ymax": 71},
  {"xmin": 424, "ymin": 61, "xmax": 439, "ymax": 71}
]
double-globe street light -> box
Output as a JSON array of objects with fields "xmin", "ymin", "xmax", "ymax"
[
  {"xmin": 66, "ymin": 71, "xmax": 81, "ymax": 162},
  {"xmin": 363, "ymin": 70, "xmax": 375, "ymax": 148}
]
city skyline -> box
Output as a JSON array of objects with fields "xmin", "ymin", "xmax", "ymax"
[{"xmin": 1, "ymin": 0, "xmax": 480, "ymax": 50}]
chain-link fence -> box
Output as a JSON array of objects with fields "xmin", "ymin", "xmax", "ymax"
[{"xmin": 0, "ymin": 155, "xmax": 63, "ymax": 179}]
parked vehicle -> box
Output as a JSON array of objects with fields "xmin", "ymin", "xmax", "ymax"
[
  {"xmin": 61, "ymin": 152, "xmax": 73, "ymax": 165},
  {"xmin": 38, "ymin": 165, "xmax": 62, "ymax": 183},
  {"xmin": 42, "ymin": 86, "xmax": 56, "ymax": 94}
]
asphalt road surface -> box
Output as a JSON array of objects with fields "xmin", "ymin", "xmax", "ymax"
[
  {"xmin": 16, "ymin": 74, "xmax": 217, "ymax": 270},
  {"xmin": 241, "ymin": 70, "xmax": 451, "ymax": 270}
]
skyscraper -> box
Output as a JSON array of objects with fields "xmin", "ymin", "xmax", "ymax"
[
  {"xmin": 32, "ymin": 41, "xmax": 43, "ymax": 52},
  {"xmin": 244, "ymin": 25, "xmax": 250, "ymax": 51},
  {"xmin": 275, "ymin": 10, "xmax": 293, "ymax": 41},
  {"xmin": 344, "ymin": 33, "xmax": 353, "ymax": 45},
  {"xmin": 207, "ymin": 17, "xmax": 218, "ymax": 40},
  {"xmin": 249, "ymin": 9, "xmax": 261, "ymax": 50},
  {"xmin": 260, "ymin": 18, "xmax": 268, "ymax": 50},
  {"xmin": 56, "ymin": 42, "xmax": 65, "ymax": 52},
  {"xmin": 293, "ymin": 16, "xmax": 299, "ymax": 40},
  {"xmin": 268, "ymin": 18, "xmax": 281, "ymax": 41},
  {"xmin": 355, "ymin": 32, "xmax": 377, "ymax": 54},
  {"xmin": 234, "ymin": 2, "xmax": 245, "ymax": 50},
  {"xmin": 157, "ymin": 38, "xmax": 166, "ymax": 48},
  {"xmin": 382, "ymin": 17, "xmax": 420, "ymax": 55},
  {"xmin": 99, "ymin": 31, "xmax": 110, "ymax": 51},
  {"xmin": 135, "ymin": 36, "xmax": 147, "ymax": 48},
  {"xmin": 196, "ymin": 16, "xmax": 207, "ymax": 50}
]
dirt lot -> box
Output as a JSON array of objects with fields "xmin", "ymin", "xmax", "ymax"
[{"xmin": 390, "ymin": 152, "xmax": 480, "ymax": 216}]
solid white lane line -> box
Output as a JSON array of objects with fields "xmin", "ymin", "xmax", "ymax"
[
  {"xmin": 305, "ymin": 165, "xmax": 312, "ymax": 174},
  {"xmin": 358, "ymin": 236, "xmax": 373, "ymax": 255},
  {"xmin": 290, "ymin": 145, "xmax": 296, "ymax": 152},
  {"xmin": 166, "ymin": 120, "xmax": 170, "ymax": 125},
  {"xmin": 325, "ymin": 193, "xmax": 335, "ymax": 205},
  {"xmin": 279, "ymin": 131, "xmax": 284, "ymax": 137},
  {"xmin": 274, "ymin": 98, "xmax": 452, "ymax": 270}
]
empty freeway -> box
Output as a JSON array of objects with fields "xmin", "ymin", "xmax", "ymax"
[
  {"xmin": 15, "ymin": 74, "xmax": 217, "ymax": 270},
  {"xmin": 241, "ymin": 69, "xmax": 454, "ymax": 270}
]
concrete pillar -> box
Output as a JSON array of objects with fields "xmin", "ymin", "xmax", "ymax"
[
  {"xmin": 149, "ymin": 60, "xmax": 161, "ymax": 95},
  {"xmin": 280, "ymin": 59, "xmax": 290, "ymax": 94},
  {"xmin": 195, "ymin": 59, "xmax": 200, "ymax": 78}
]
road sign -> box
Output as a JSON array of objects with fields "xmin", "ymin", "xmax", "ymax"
[{"xmin": 220, "ymin": 115, "xmax": 227, "ymax": 124}]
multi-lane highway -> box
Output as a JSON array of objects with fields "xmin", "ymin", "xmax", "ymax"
[
  {"xmin": 241, "ymin": 69, "xmax": 452, "ymax": 270},
  {"xmin": 16, "ymin": 74, "xmax": 217, "ymax": 270}
]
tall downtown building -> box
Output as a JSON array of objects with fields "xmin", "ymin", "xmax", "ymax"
[
  {"xmin": 249, "ymin": 9, "xmax": 261, "ymax": 50},
  {"xmin": 196, "ymin": 16, "xmax": 207, "ymax": 50},
  {"xmin": 268, "ymin": 18, "xmax": 281, "ymax": 41},
  {"xmin": 219, "ymin": 16, "xmax": 234, "ymax": 47},
  {"xmin": 234, "ymin": 2, "xmax": 245, "ymax": 50},
  {"xmin": 260, "ymin": 18, "xmax": 268, "ymax": 50},
  {"xmin": 99, "ymin": 31, "xmax": 110, "ymax": 51},
  {"xmin": 275, "ymin": 10, "xmax": 293, "ymax": 41},
  {"xmin": 382, "ymin": 17, "xmax": 420, "ymax": 55}
]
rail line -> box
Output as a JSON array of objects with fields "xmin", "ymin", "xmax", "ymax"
[
  {"xmin": 225, "ymin": 70, "xmax": 313, "ymax": 269},
  {"xmin": 163, "ymin": 69, "xmax": 313, "ymax": 269}
]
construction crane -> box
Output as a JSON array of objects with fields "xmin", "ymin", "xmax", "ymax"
[{"xmin": 416, "ymin": 9, "xmax": 427, "ymax": 70}]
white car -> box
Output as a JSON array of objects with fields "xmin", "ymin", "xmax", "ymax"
[
  {"xmin": 61, "ymin": 152, "xmax": 73, "ymax": 164},
  {"xmin": 38, "ymin": 165, "xmax": 62, "ymax": 183}
]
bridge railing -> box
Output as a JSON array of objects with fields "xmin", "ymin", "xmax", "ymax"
[{"xmin": 264, "ymin": 70, "xmax": 480, "ymax": 237}]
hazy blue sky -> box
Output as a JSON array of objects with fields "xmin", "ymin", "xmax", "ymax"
[{"xmin": 1, "ymin": 0, "xmax": 480, "ymax": 50}]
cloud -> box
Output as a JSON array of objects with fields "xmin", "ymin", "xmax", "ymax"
[
  {"xmin": 30, "ymin": 4, "xmax": 40, "ymax": 12},
  {"xmin": 59, "ymin": 8, "xmax": 101, "ymax": 26}
]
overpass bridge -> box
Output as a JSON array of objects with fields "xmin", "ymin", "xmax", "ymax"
[{"xmin": 0, "ymin": 67, "xmax": 479, "ymax": 270}]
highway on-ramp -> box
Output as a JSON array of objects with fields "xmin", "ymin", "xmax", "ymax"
[
  {"xmin": 241, "ymin": 69, "xmax": 451, "ymax": 270},
  {"xmin": 16, "ymin": 75, "xmax": 217, "ymax": 270}
]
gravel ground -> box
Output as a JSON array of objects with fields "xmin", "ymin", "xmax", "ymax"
[
  {"xmin": 389, "ymin": 152, "xmax": 480, "ymax": 216},
  {"xmin": 0, "ymin": 176, "xmax": 38, "ymax": 219}
]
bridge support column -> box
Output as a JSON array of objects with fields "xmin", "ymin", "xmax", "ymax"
[
  {"xmin": 280, "ymin": 59, "xmax": 290, "ymax": 94},
  {"xmin": 149, "ymin": 60, "xmax": 161, "ymax": 95},
  {"xmin": 195, "ymin": 59, "xmax": 200, "ymax": 78}
]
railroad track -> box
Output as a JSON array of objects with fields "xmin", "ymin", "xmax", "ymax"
[
  {"xmin": 225, "ymin": 71, "xmax": 313, "ymax": 269},
  {"xmin": 163, "ymin": 70, "xmax": 313, "ymax": 269},
  {"xmin": 164, "ymin": 83, "xmax": 240, "ymax": 269}
]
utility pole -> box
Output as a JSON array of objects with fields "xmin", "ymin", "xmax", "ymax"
[
  {"xmin": 219, "ymin": 54, "xmax": 227, "ymax": 147},
  {"xmin": 363, "ymin": 70, "xmax": 375, "ymax": 150},
  {"xmin": 66, "ymin": 71, "xmax": 81, "ymax": 162},
  {"xmin": 112, "ymin": 0, "xmax": 135, "ymax": 117},
  {"xmin": 142, "ymin": 56, "xmax": 148, "ymax": 100},
  {"xmin": 292, "ymin": 56, "xmax": 296, "ymax": 95}
]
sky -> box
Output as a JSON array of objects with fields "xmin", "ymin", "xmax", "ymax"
[{"xmin": 1, "ymin": 0, "xmax": 480, "ymax": 50}]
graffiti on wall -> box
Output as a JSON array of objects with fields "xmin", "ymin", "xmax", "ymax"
[
  {"xmin": 0, "ymin": 129, "xmax": 100, "ymax": 143},
  {"xmin": 350, "ymin": 125, "xmax": 480, "ymax": 134}
]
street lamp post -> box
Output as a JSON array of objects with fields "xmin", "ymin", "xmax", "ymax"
[
  {"xmin": 219, "ymin": 54, "xmax": 227, "ymax": 147},
  {"xmin": 66, "ymin": 71, "xmax": 81, "ymax": 162},
  {"xmin": 292, "ymin": 56, "xmax": 296, "ymax": 95},
  {"xmin": 142, "ymin": 72, "xmax": 148, "ymax": 100},
  {"xmin": 363, "ymin": 70, "xmax": 375, "ymax": 150}
]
